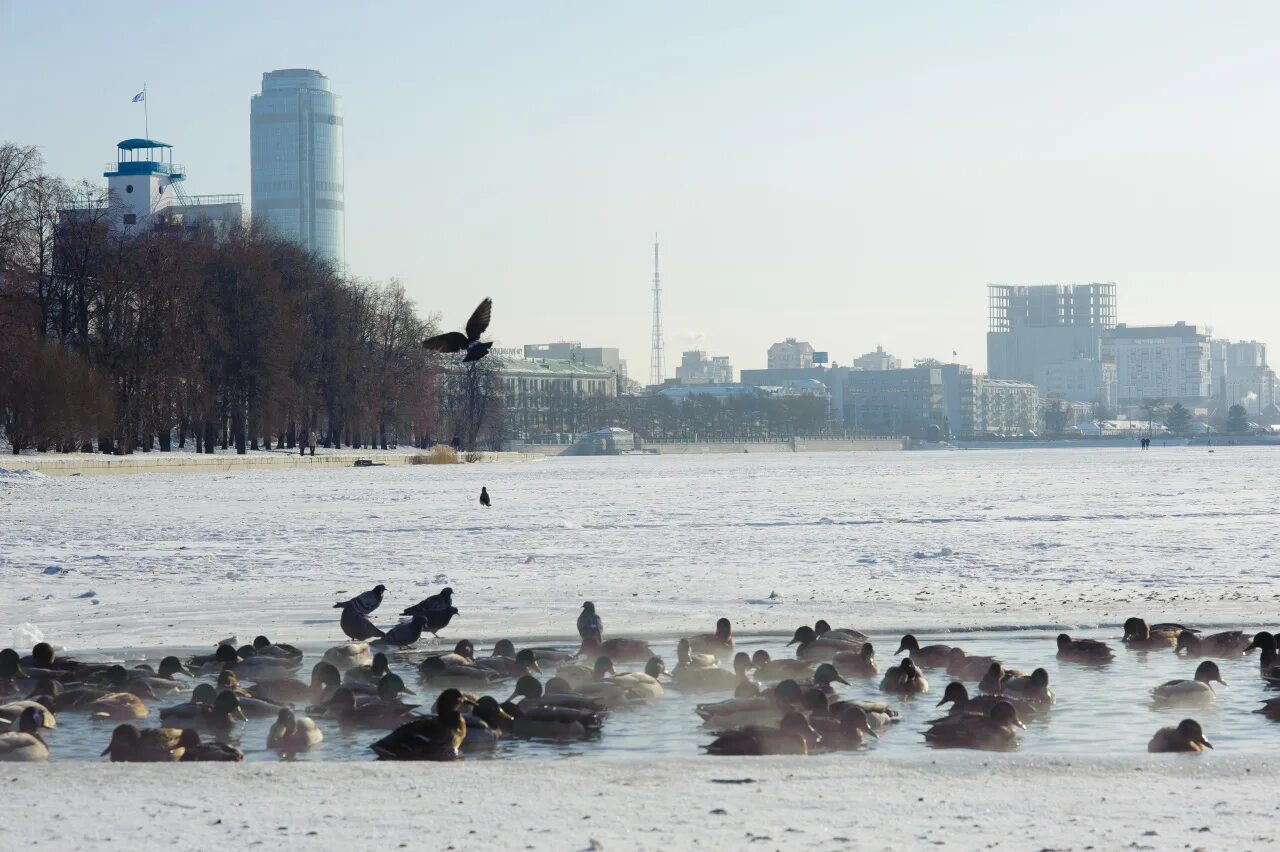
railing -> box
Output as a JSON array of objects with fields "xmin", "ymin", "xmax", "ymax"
[
  {"xmin": 104, "ymin": 161, "xmax": 185, "ymax": 175},
  {"xmin": 176, "ymin": 194, "xmax": 243, "ymax": 206}
]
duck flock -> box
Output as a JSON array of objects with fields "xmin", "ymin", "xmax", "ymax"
[{"xmin": 1, "ymin": 585, "xmax": 1273, "ymax": 762}]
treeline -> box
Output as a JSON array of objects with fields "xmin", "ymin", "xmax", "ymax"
[{"xmin": 0, "ymin": 142, "xmax": 458, "ymax": 455}]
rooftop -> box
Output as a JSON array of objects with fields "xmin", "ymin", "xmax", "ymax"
[{"xmin": 117, "ymin": 138, "xmax": 171, "ymax": 150}]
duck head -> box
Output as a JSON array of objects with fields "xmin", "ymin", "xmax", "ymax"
[
  {"xmin": 32, "ymin": 642, "xmax": 56, "ymax": 668},
  {"xmin": 327, "ymin": 687, "xmax": 360, "ymax": 713},
  {"xmin": 677, "ymin": 638, "xmax": 693, "ymax": 664},
  {"xmin": 861, "ymin": 643, "xmax": 876, "ymax": 661},
  {"xmin": 813, "ymin": 663, "xmax": 850, "ymax": 687},
  {"xmin": 371, "ymin": 653, "xmax": 390, "ymax": 676},
  {"xmin": 507, "ymin": 674, "xmax": 542, "ymax": 702},
  {"xmin": 813, "ymin": 619, "xmax": 833, "ymax": 637},
  {"xmin": 419, "ymin": 656, "xmax": 447, "ymax": 678},
  {"xmin": 213, "ymin": 690, "xmax": 248, "ymax": 721},
  {"xmin": 157, "ymin": 656, "xmax": 194, "ymax": 679},
  {"xmin": 191, "ymin": 683, "xmax": 217, "ymax": 705},
  {"xmin": 453, "ymin": 640, "xmax": 475, "ymax": 660},
  {"xmin": 644, "ymin": 657, "xmax": 667, "ymax": 679},
  {"xmin": 311, "ymin": 662, "xmax": 342, "ymax": 693},
  {"xmin": 515, "ymin": 648, "xmax": 541, "ymax": 673},
  {"xmin": 1030, "ymin": 668, "xmax": 1051, "ymax": 689},
  {"xmin": 435, "ymin": 688, "xmax": 468, "ymax": 716},
  {"xmin": 492, "ymin": 639, "xmax": 516, "ymax": 659},
  {"xmin": 774, "ymin": 679, "xmax": 803, "ymax": 706},
  {"xmin": 1245, "ymin": 631, "xmax": 1276, "ymax": 654},
  {"xmin": 779, "ymin": 711, "xmax": 818, "ymax": 745},
  {"xmin": 17, "ymin": 706, "xmax": 45, "ymax": 736},
  {"xmin": 733, "ymin": 652, "xmax": 751, "ymax": 677},
  {"xmin": 101, "ymin": 724, "xmax": 141, "ymax": 757},
  {"xmin": 1123, "ymin": 617, "xmax": 1150, "ymax": 641},
  {"xmin": 475, "ymin": 695, "xmax": 513, "ymax": 727},
  {"xmin": 377, "ymin": 674, "xmax": 414, "ymax": 701},
  {"xmin": 839, "ymin": 705, "xmax": 876, "ymax": 738},
  {"xmin": 0, "ymin": 648, "xmax": 25, "ymax": 679},
  {"xmin": 787, "ymin": 625, "xmax": 817, "ymax": 647},
  {"xmin": 1175, "ymin": 631, "xmax": 1200, "ymax": 654},
  {"xmin": 214, "ymin": 644, "xmax": 239, "ymax": 665},
  {"xmin": 715, "ymin": 618, "xmax": 732, "ymax": 639},
  {"xmin": 1194, "ymin": 661, "xmax": 1227, "ymax": 687},
  {"xmin": 751, "ymin": 650, "xmax": 771, "ymax": 668},
  {"xmin": 1176, "ymin": 718, "xmax": 1212, "ymax": 748},
  {"xmin": 1056, "ymin": 633, "xmax": 1073, "ymax": 650},
  {"xmin": 895, "ymin": 635, "xmax": 921, "ymax": 655},
  {"xmin": 270, "ymin": 707, "xmax": 298, "ymax": 740},
  {"xmin": 252, "ymin": 636, "xmax": 271, "ymax": 650},
  {"xmin": 991, "ymin": 700, "xmax": 1025, "ymax": 729},
  {"xmin": 802, "ymin": 687, "xmax": 828, "ymax": 714},
  {"xmin": 592, "ymin": 656, "xmax": 616, "ymax": 680},
  {"xmin": 938, "ymin": 680, "xmax": 969, "ymax": 708}
]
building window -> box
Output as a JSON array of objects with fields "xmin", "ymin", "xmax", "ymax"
[
  {"xmin": 123, "ymin": 214, "xmax": 137, "ymax": 225},
  {"xmin": 125, "ymin": 184, "xmax": 134, "ymax": 194}
]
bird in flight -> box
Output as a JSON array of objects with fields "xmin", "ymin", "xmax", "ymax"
[{"xmin": 423, "ymin": 298, "xmax": 493, "ymax": 363}]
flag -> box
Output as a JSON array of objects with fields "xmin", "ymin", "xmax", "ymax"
[{"xmin": 132, "ymin": 90, "xmax": 145, "ymax": 103}]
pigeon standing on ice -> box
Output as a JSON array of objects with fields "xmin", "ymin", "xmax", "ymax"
[
  {"xmin": 402, "ymin": 587, "xmax": 453, "ymax": 619},
  {"xmin": 333, "ymin": 584, "xmax": 386, "ymax": 617},
  {"xmin": 479, "ymin": 487, "xmax": 490, "ymax": 507},
  {"xmin": 339, "ymin": 603, "xmax": 385, "ymax": 642},
  {"xmin": 577, "ymin": 601, "xmax": 604, "ymax": 643},
  {"xmin": 422, "ymin": 298, "xmax": 493, "ymax": 363},
  {"xmin": 380, "ymin": 615, "xmax": 428, "ymax": 648}
]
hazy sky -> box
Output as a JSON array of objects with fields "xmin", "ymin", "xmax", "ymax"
[{"xmin": 4, "ymin": 2, "xmax": 1279, "ymax": 375}]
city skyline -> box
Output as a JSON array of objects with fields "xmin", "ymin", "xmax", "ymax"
[{"xmin": 5, "ymin": 2, "xmax": 1280, "ymax": 373}]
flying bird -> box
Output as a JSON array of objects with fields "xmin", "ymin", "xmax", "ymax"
[{"xmin": 423, "ymin": 298, "xmax": 493, "ymax": 362}]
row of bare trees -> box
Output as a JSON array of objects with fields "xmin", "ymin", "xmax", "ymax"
[{"xmin": 0, "ymin": 142, "xmax": 499, "ymax": 455}]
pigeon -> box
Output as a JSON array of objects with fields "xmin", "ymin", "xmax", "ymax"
[
  {"xmin": 333, "ymin": 584, "xmax": 386, "ymax": 617},
  {"xmin": 425, "ymin": 606, "xmax": 459, "ymax": 637},
  {"xmin": 479, "ymin": 487, "xmax": 491, "ymax": 507},
  {"xmin": 577, "ymin": 601, "xmax": 604, "ymax": 643},
  {"xmin": 339, "ymin": 603, "xmax": 385, "ymax": 642},
  {"xmin": 379, "ymin": 615, "xmax": 429, "ymax": 648},
  {"xmin": 402, "ymin": 587, "xmax": 453, "ymax": 618},
  {"xmin": 423, "ymin": 298, "xmax": 493, "ymax": 363}
]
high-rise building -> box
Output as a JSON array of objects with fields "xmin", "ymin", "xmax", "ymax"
[
  {"xmin": 853, "ymin": 346, "xmax": 902, "ymax": 371},
  {"xmin": 768, "ymin": 338, "xmax": 814, "ymax": 370},
  {"xmin": 250, "ymin": 69, "xmax": 345, "ymax": 268},
  {"xmin": 1103, "ymin": 322, "xmax": 1212, "ymax": 406},
  {"xmin": 675, "ymin": 350, "xmax": 734, "ymax": 384},
  {"xmin": 987, "ymin": 284, "xmax": 1117, "ymax": 387}
]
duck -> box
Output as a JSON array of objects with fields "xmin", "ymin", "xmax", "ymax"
[
  {"xmin": 339, "ymin": 603, "xmax": 385, "ymax": 642},
  {"xmin": 189, "ymin": 641, "xmax": 240, "ymax": 670},
  {"xmin": 751, "ymin": 650, "xmax": 814, "ymax": 683},
  {"xmin": 267, "ymin": 707, "xmax": 324, "ymax": 752},
  {"xmin": 687, "ymin": 618, "xmax": 735, "ymax": 656},
  {"xmin": 730, "ymin": 653, "xmax": 761, "ymax": 697},
  {"xmin": 788, "ymin": 625, "xmax": 862, "ymax": 662},
  {"xmin": 510, "ymin": 702, "xmax": 605, "ymax": 740},
  {"xmin": 933, "ymin": 681, "xmax": 1039, "ymax": 721},
  {"xmin": 343, "ymin": 653, "xmax": 392, "ymax": 686},
  {"xmin": 607, "ymin": 656, "xmax": 667, "ymax": 702},
  {"xmin": 101, "ymin": 724, "xmax": 186, "ymax": 762},
  {"xmin": 815, "ymin": 704, "xmax": 876, "ymax": 750},
  {"xmin": 1056, "ymin": 633, "xmax": 1114, "ymax": 663},
  {"xmin": 696, "ymin": 680, "xmax": 802, "ymax": 729},
  {"xmin": 894, "ymin": 635, "xmax": 954, "ymax": 668},
  {"xmin": 86, "ymin": 665, "xmax": 162, "ymax": 699},
  {"xmin": 799, "ymin": 663, "xmax": 850, "ymax": 699},
  {"xmin": 946, "ymin": 648, "xmax": 998, "ymax": 681},
  {"xmin": 21, "ymin": 642, "xmax": 87, "ymax": 675},
  {"xmin": 577, "ymin": 636, "xmax": 654, "ymax": 664},
  {"xmin": 127, "ymin": 656, "xmax": 195, "ymax": 695},
  {"xmin": 325, "ymin": 686, "xmax": 417, "ymax": 729},
  {"xmin": 253, "ymin": 662, "xmax": 343, "ymax": 704},
  {"xmin": 0, "ymin": 699, "xmax": 56, "ymax": 730},
  {"xmin": 158, "ymin": 683, "xmax": 218, "ymax": 723},
  {"xmin": 505, "ymin": 675, "xmax": 610, "ymax": 715},
  {"xmin": 195, "ymin": 690, "xmax": 249, "ymax": 729},
  {"xmin": 672, "ymin": 641, "xmax": 738, "ymax": 692},
  {"xmin": 461, "ymin": 695, "xmax": 513, "ymax": 748},
  {"xmin": 0, "ymin": 706, "xmax": 50, "ymax": 762},
  {"xmin": 1001, "ymin": 668, "xmax": 1055, "ymax": 707},
  {"xmin": 1255, "ymin": 696, "xmax": 1280, "ymax": 721},
  {"xmin": 177, "ymin": 729, "xmax": 244, "ymax": 762},
  {"xmin": 419, "ymin": 655, "xmax": 506, "ymax": 688},
  {"xmin": 87, "ymin": 691, "xmax": 150, "ymax": 721},
  {"xmin": 1148, "ymin": 718, "xmax": 1212, "ymax": 753},
  {"xmin": 1245, "ymin": 631, "xmax": 1280, "ymax": 678},
  {"xmin": 828, "ymin": 698, "xmax": 899, "ymax": 733},
  {"xmin": 474, "ymin": 648, "xmax": 542, "ymax": 679},
  {"xmin": 1152, "ymin": 661, "xmax": 1226, "ymax": 706},
  {"xmin": 322, "ymin": 642, "xmax": 374, "ymax": 671},
  {"xmin": 576, "ymin": 601, "xmax": 604, "ymax": 643},
  {"xmin": 1124, "ymin": 617, "xmax": 1180, "ymax": 650},
  {"xmin": 924, "ymin": 700, "xmax": 1023, "ymax": 751},
  {"xmin": 1176, "ymin": 630, "xmax": 1250, "ymax": 659},
  {"xmin": 881, "ymin": 658, "xmax": 928, "ymax": 696},
  {"xmin": 814, "ymin": 620, "xmax": 869, "ymax": 643},
  {"xmin": 978, "ymin": 662, "xmax": 1027, "ymax": 696},
  {"xmin": 250, "ymin": 635, "xmax": 304, "ymax": 663},
  {"xmin": 702, "ymin": 711, "xmax": 813, "ymax": 756},
  {"xmin": 433, "ymin": 640, "xmax": 476, "ymax": 667},
  {"xmin": 368, "ymin": 688, "xmax": 468, "ymax": 761},
  {"xmin": 832, "ymin": 643, "xmax": 879, "ymax": 678},
  {"xmin": 230, "ymin": 651, "xmax": 302, "ymax": 682},
  {"xmin": 564, "ymin": 660, "xmax": 637, "ymax": 708}
]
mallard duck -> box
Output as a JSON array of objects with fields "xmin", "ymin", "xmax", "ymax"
[
  {"xmin": 22, "ymin": 642, "xmax": 85, "ymax": 673},
  {"xmin": 814, "ymin": 620, "xmax": 869, "ymax": 643},
  {"xmin": 1152, "ymin": 661, "xmax": 1226, "ymax": 706},
  {"xmin": 1245, "ymin": 632, "xmax": 1280, "ymax": 678},
  {"xmin": 607, "ymin": 657, "xmax": 667, "ymax": 702},
  {"xmin": 978, "ymin": 662, "xmax": 1026, "ymax": 696},
  {"xmin": 751, "ymin": 650, "xmax": 814, "ymax": 683},
  {"xmin": 267, "ymin": 707, "xmax": 324, "ymax": 752},
  {"xmin": 369, "ymin": 688, "xmax": 468, "ymax": 760},
  {"xmin": 177, "ymin": 729, "xmax": 244, "ymax": 762},
  {"xmin": 577, "ymin": 601, "xmax": 604, "ymax": 643},
  {"xmin": 1176, "ymin": 630, "xmax": 1250, "ymax": 658},
  {"xmin": 506, "ymin": 675, "xmax": 609, "ymax": 715},
  {"xmin": 474, "ymin": 648, "xmax": 542, "ymax": 678},
  {"xmin": 730, "ymin": 653, "xmax": 761, "ymax": 697},
  {"xmin": 322, "ymin": 642, "xmax": 373, "ymax": 671},
  {"xmin": 832, "ymin": 643, "xmax": 878, "ymax": 678},
  {"xmin": 809, "ymin": 703, "xmax": 876, "ymax": 750},
  {"xmin": 1124, "ymin": 617, "xmax": 1181, "ymax": 650},
  {"xmin": 787, "ymin": 625, "xmax": 862, "ymax": 662},
  {"xmin": 933, "ymin": 681, "xmax": 1038, "ymax": 721},
  {"xmin": 881, "ymin": 658, "xmax": 928, "ymax": 696},
  {"xmin": 510, "ymin": 702, "xmax": 605, "ymax": 740},
  {"xmin": 895, "ymin": 635, "xmax": 953, "ymax": 668},
  {"xmin": 419, "ymin": 655, "xmax": 506, "ymax": 688},
  {"xmin": 158, "ymin": 683, "xmax": 218, "ymax": 722},
  {"xmin": 344, "ymin": 653, "xmax": 391, "ymax": 685},
  {"xmin": 436, "ymin": 640, "xmax": 476, "ymax": 667},
  {"xmin": 1056, "ymin": 633, "xmax": 1114, "ymax": 663},
  {"xmin": 672, "ymin": 641, "xmax": 738, "ymax": 692},
  {"xmin": 924, "ymin": 700, "xmax": 1023, "ymax": 751},
  {"xmin": 1148, "ymin": 718, "xmax": 1212, "ymax": 753},
  {"xmin": 0, "ymin": 699, "xmax": 56, "ymax": 729},
  {"xmin": 0, "ymin": 706, "xmax": 49, "ymax": 762},
  {"xmin": 697, "ymin": 680, "xmax": 801, "ymax": 730},
  {"xmin": 191, "ymin": 644, "xmax": 243, "ymax": 674},
  {"xmin": 87, "ymin": 691, "xmax": 149, "ymax": 721},
  {"xmin": 249, "ymin": 636, "xmax": 303, "ymax": 663},
  {"xmin": 254, "ymin": 662, "xmax": 343, "ymax": 704},
  {"xmin": 798, "ymin": 663, "xmax": 850, "ymax": 699},
  {"xmin": 325, "ymin": 686, "xmax": 417, "ymax": 729},
  {"xmin": 577, "ymin": 637, "xmax": 654, "ymax": 664},
  {"xmin": 828, "ymin": 698, "xmax": 899, "ymax": 733},
  {"xmin": 703, "ymin": 712, "xmax": 813, "ymax": 755},
  {"xmin": 124, "ymin": 656, "xmax": 194, "ymax": 696},
  {"xmin": 1000, "ymin": 668, "xmax": 1054, "ymax": 707},
  {"xmin": 1255, "ymin": 696, "xmax": 1280, "ymax": 721},
  {"xmin": 101, "ymin": 724, "xmax": 185, "ymax": 761},
  {"xmin": 461, "ymin": 695, "xmax": 512, "ymax": 748},
  {"xmin": 947, "ymin": 648, "xmax": 997, "ymax": 681},
  {"xmin": 687, "ymin": 618, "xmax": 735, "ymax": 656}
]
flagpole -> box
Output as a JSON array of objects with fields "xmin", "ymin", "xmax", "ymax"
[{"xmin": 144, "ymin": 82, "xmax": 149, "ymax": 139}]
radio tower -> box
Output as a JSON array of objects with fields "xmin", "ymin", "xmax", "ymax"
[{"xmin": 649, "ymin": 234, "xmax": 665, "ymax": 387}]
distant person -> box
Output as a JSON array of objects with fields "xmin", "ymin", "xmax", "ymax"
[
  {"xmin": 479, "ymin": 487, "xmax": 491, "ymax": 507},
  {"xmin": 299, "ymin": 428, "xmax": 307, "ymax": 457},
  {"xmin": 309, "ymin": 430, "xmax": 318, "ymax": 457}
]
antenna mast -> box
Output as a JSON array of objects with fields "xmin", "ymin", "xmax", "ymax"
[{"xmin": 649, "ymin": 234, "xmax": 665, "ymax": 386}]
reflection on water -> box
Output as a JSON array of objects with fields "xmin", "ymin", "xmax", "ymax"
[{"xmin": 22, "ymin": 627, "xmax": 1277, "ymax": 763}]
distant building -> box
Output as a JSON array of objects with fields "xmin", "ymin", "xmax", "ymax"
[
  {"xmin": 1034, "ymin": 356, "xmax": 1117, "ymax": 409},
  {"xmin": 768, "ymin": 338, "xmax": 814, "ymax": 370},
  {"xmin": 987, "ymin": 284, "xmax": 1117, "ymax": 394},
  {"xmin": 1103, "ymin": 322, "xmax": 1212, "ymax": 406},
  {"xmin": 741, "ymin": 366, "xmax": 851, "ymax": 424},
  {"xmin": 847, "ymin": 364, "xmax": 976, "ymax": 438},
  {"xmin": 523, "ymin": 342, "xmax": 627, "ymax": 382},
  {"xmin": 975, "ymin": 378, "xmax": 1040, "ymax": 435},
  {"xmin": 497, "ymin": 357, "xmax": 618, "ymax": 440},
  {"xmin": 251, "ymin": 69, "xmax": 345, "ymax": 268},
  {"xmin": 853, "ymin": 346, "xmax": 902, "ymax": 371},
  {"xmin": 62, "ymin": 138, "xmax": 244, "ymax": 236},
  {"xmin": 676, "ymin": 350, "xmax": 734, "ymax": 384},
  {"xmin": 1211, "ymin": 339, "xmax": 1275, "ymax": 417}
]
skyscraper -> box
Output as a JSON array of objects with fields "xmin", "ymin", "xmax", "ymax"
[{"xmin": 250, "ymin": 69, "xmax": 345, "ymax": 268}]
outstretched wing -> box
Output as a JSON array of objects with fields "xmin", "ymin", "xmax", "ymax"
[
  {"xmin": 465, "ymin": 297, "xmax": 492, "ymax": 341},
  {"xmin": 423, "ymin": 331, "xmax": 469, "ymax": 353}
]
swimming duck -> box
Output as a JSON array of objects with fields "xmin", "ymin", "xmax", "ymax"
[
  {"xmin": 798, "ymin": 663, "xmax": 850, "ymax": 699},
  {"xmin": 195, "ymin": 690, "xmax": 249, "ymax": 729},
  {"xmin": 0, "ymin": 699, "xmax": 56, "ymax": 730},
  {"xmin": 401, "ymin": 586, "xmax": 454, "ymax": 619},
  {"xmin": 607, "ymin": 657, "xmax": 667, "ymax": 702},
  {"xmin": 216, "ymin": 669, "xmax": 253, "ymax": 698},
  {"xmin": 1244, "ymin": 632, "xmax": 1280, "ymax": 678},
  {"xmin": 87, "ymin": 691, "xmax": 149, "ymax": 721},
  {"xmin": 703, "ymin": 711, "xmax": 813, "ymax": 756},
  {"xmin": 459, "ymin": 696, "xmax": 509, "ymax": 749},
  {"xmin": 21, "ymin": 642, "xmax": 85, "ymax": 674},
  {"xmin": 1056, "ymin": 633, "xmax": 1115, "ymax": 663},
  {"xmin": 1176, "ymin": 630, "xmax": 1250, "ymax": 659},
  {"xmin": 369, "ymin": 688, "xmax": 469, "ymax": 761},
  {"xmin": 344, "ymin": 653, "xmax": 392, "ymax": 686},
  {"xmin": 1152, "ymin": 661, "xmax": 1226, "ymax": 706},
  {"xmin": 339, "ymin": 603, "xmax": 386, "ymax": 642},
  {"xmin": 934, "ymin": 681, "xmax": 1039, "ymax": 721},
  {"xmin": 474, "ymin": 648, "xmax": 542, "ymax": 679},
  {"xmin": 832, "ymin": 643, "xmax": 879, "ymax": 678},
  {"xmin": 577, "ymin": 601, "xmax": 604, "ymax": 643},
  {"xmin": 687, "ymin": 618, "xmax": 735, "ymax": 656},
  {"xmin": 577, "ymin": 637, "xmax": 655, "ymax": 664},
  {"xmin": 419, "ymin": 655, "xmax": 506, "ymax": 688},
  {"xmin": 788, "ymin": 625, "xmax": 862, "ymax": 662},
  {"xmin": 325, "ymin": 685, "xmax": 417, "ymax": 729},
  {"xmin": 881, "ymin": 658, "xmax": 929, "ymax": 696},
  {"xmin": 924, "ymin": 700, "xmax": 1023, "ymax": 751},
  {"xmin": 1124, "ymin": 617, "xmax": 1180, "ymax": 650},
  {"xmin": 729, "ymin": 653, "xmax": 761, "ymax": 697},
  {"xmin": 510, "ymin": 702, "xmax": 605, "ymax": 740},
  {"xmin": 267, "ymin": 707, "xmax": 324, "ymax": 752},
  {"xmin": 895, "ymin": 635, "xmax": 954, "ymax": 668},
  {"xmin": 0, "ymin": 706, "xmax": 49, "ymax": 762},
  {"xmin": 191, "ymin": 643, "xmax": 243, "ymax": 674},
  {"xmin": 1001, "ymin": 668, "xmax": 1054, "ymax": 707},
  {"xmin": 946, "ymin": 648, "xmax": 998, "ymax": 681},
  {"xmin": 1254, "ymin": 696, "xmax": 1280, "ymax": 721},
  {"xmin": 751, "ymin": 650, "xmax": 814, "ymax": 682},
  {"xmin": 159, "ymin": 683, "xmax": 218, "ymax": 723},
  {"xmin": 672, "ymin": 640, "xmax": 738, "ymax": 692},
  {"xmin": 322, "ymin": 642, "xmax": 374, "ymax": 671},
  {"xmin": 1148, "ymin": 718, "xmax": 1212, "ymax": 753},
  {"xmin": 254, "ymin": 662, "xmax": 343, "ymax": 704},
  {"xmin": 433, "ymin": 640, "xmax": 476, "ymax": 667},
  {"xmin": 696, "ymin": 680, "xmax": 803, "ymax": 729},
  {"xmin": 101, "ymin": 724, "xmax": 185, "ymax": 762},
  {"xmin": 828, "ymin": 698, "xmax": 900, "ymax": 733},
  {"xmin": 808, "ymin": 702, "xmax": 877, "ymax": 750},
  {"xmin": 814, "ymin": 620, "xmax": 869, "ymax": 643},
  {"xmin": 978, "ymin": 662, "xmax": 1026, "ymax": 696},
  {"xmin": 334, "ymin": 584, "xmax": 387, "ymax": 617},
  {"xmin": 506, "ymin": 675, "xmax": 610, "ymax": 715},
  {"xmin": 177, "ymin": 729, "xmax": 244, "ymax": 762},
  {"xmin": 250, "ymin": 635, "xmax": 304, "ymax": 663}
]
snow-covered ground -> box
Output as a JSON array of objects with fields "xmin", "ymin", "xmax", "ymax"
[{"xmin": 4, "ymin": 447, "xmax": 1278, "ymax": 849}]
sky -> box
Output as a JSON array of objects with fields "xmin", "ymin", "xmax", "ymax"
[{"xmin": 3, "ymin": 2, "xmax": 1280, "ymax": 377}]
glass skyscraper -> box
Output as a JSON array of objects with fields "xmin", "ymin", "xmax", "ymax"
[{"xmin": 250, "ymin": 69, "xmax": 345, "ymax": 269}]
